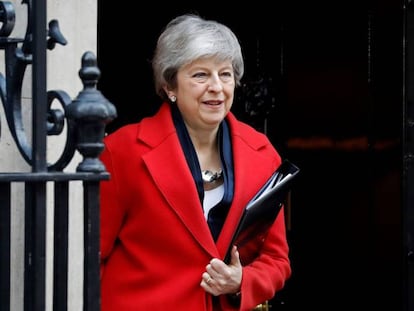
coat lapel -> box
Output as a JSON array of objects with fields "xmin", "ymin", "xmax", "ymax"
[
  {"xmin": 139, "ymin": 103, "xmax": 218, "ymax": 256},
  {"xmin": 214, "ymin": 114, "xmax": 281, "ymax": 260}
]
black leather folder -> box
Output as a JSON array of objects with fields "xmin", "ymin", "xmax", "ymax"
[{"xmin": 224, "ymin": 159, "xmax": 300, "ymax": 263}]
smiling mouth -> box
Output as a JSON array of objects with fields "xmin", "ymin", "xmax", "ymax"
[{"xmin": 203, "ymin": 101, "xmax": 223, "ymax": 106}]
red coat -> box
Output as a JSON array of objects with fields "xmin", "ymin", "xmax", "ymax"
[{"xmin": 100, "ymin": 103, "xmax": 291, "ymax": 311}]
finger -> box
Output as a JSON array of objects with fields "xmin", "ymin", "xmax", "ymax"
[
  {"xmin": 206, "ymin": 263, "xmax": 220, "ymax": 279},
  {"xmin": 202, "ymin": 272, "xmax": 213, "ymax": 286},
  {"xmin": 230, "ymin": 245, "xmax": 241, "ymax": 266}
]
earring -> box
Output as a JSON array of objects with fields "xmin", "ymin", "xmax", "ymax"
[{"xmin": 170, "ymin": 95, "xmax": 176, "ymax": 103}]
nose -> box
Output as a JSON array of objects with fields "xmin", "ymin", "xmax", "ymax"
[{"xmin": 208, "ymin": 74, "xmax": 223, "ymax": 92}]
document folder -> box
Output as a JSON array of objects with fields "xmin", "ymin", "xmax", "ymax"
[{"xmin": 224, "ymin": 159, "xmax": 300, "ymax": 263}]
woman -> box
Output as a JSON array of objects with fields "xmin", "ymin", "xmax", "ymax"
[{"xmin": 100, "ymin": 13, "xmax": 291, "ymax": 311}]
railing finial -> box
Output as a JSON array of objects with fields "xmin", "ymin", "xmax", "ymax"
[{"xmin": 67, "ymin": 51, "xmax": 117, "ymax": 172}]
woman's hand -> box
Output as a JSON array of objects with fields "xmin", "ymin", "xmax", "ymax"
[{"xmin": 200, "ymin": 246, "xmax": 242, "ymax": 296}]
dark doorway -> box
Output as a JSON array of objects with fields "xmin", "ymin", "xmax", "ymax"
[{"xmin": 97, "ymin": 2, "xmax": 403, "ymax": 310}]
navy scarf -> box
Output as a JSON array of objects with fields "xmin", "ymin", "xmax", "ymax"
[{"xmin": 171, "ymin": 104, "xmax": 234, "ymax": 241}]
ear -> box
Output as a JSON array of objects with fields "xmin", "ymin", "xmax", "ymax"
[
  {"xmin": 163, "ymin": 86, "xmax": 172, "ymax": 97},
  {"xmin": 163, "ymin": 87, "xmax": 176, "ymax": 102}
]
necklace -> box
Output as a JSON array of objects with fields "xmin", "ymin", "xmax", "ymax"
[{"xmin": 201, "ymin": 169, "xmax": 223, "ymax": 183}]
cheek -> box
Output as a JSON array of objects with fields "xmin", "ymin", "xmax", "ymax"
[
  {"xmin": 187, "ymin": 83, "xmax": 209, "ymax": 97},
  {"xmin": 224, "ymin": 86, "xmax": 235, "ymax": 100}
]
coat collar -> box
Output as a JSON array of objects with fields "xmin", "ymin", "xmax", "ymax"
[{"xmin": 137, "ymin": 103, "xmax": 276, "ymax": 259}]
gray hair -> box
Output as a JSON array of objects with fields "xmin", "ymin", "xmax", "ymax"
[{"xmin": 152, "ymin": 14, "xmax": 244, "ymax": 101}]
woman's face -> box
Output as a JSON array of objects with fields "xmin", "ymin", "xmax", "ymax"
[{"xmin": 173, "ymin": 57, "xmax": 235, "ymax": 132}]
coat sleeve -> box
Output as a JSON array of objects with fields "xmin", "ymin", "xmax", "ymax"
[{"xmin": 237, "ymin": 206, "xmax": 291, "ymax": 310}]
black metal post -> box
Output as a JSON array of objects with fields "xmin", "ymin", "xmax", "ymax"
[{"xmin": 0, "ymin": 182, "xmax": 11, "ymax": 311}]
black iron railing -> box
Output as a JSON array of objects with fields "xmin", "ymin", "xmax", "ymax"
[{"xmin": 0, "ymin": 1, "xmax": 116, "ymax": 311}]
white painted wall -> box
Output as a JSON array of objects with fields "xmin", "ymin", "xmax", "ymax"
[{"xmin": 0, "ymin": 1, "xmax": 97, "ymax": 310}]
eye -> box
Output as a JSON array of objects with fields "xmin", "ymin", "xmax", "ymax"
[
  {"xmin": 220, "ymin": 71, "xmax": 233, "ymax": 82},
  {"xmin": 192, "ymin": 72, "xmax": 208, "ymax": 80}
]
